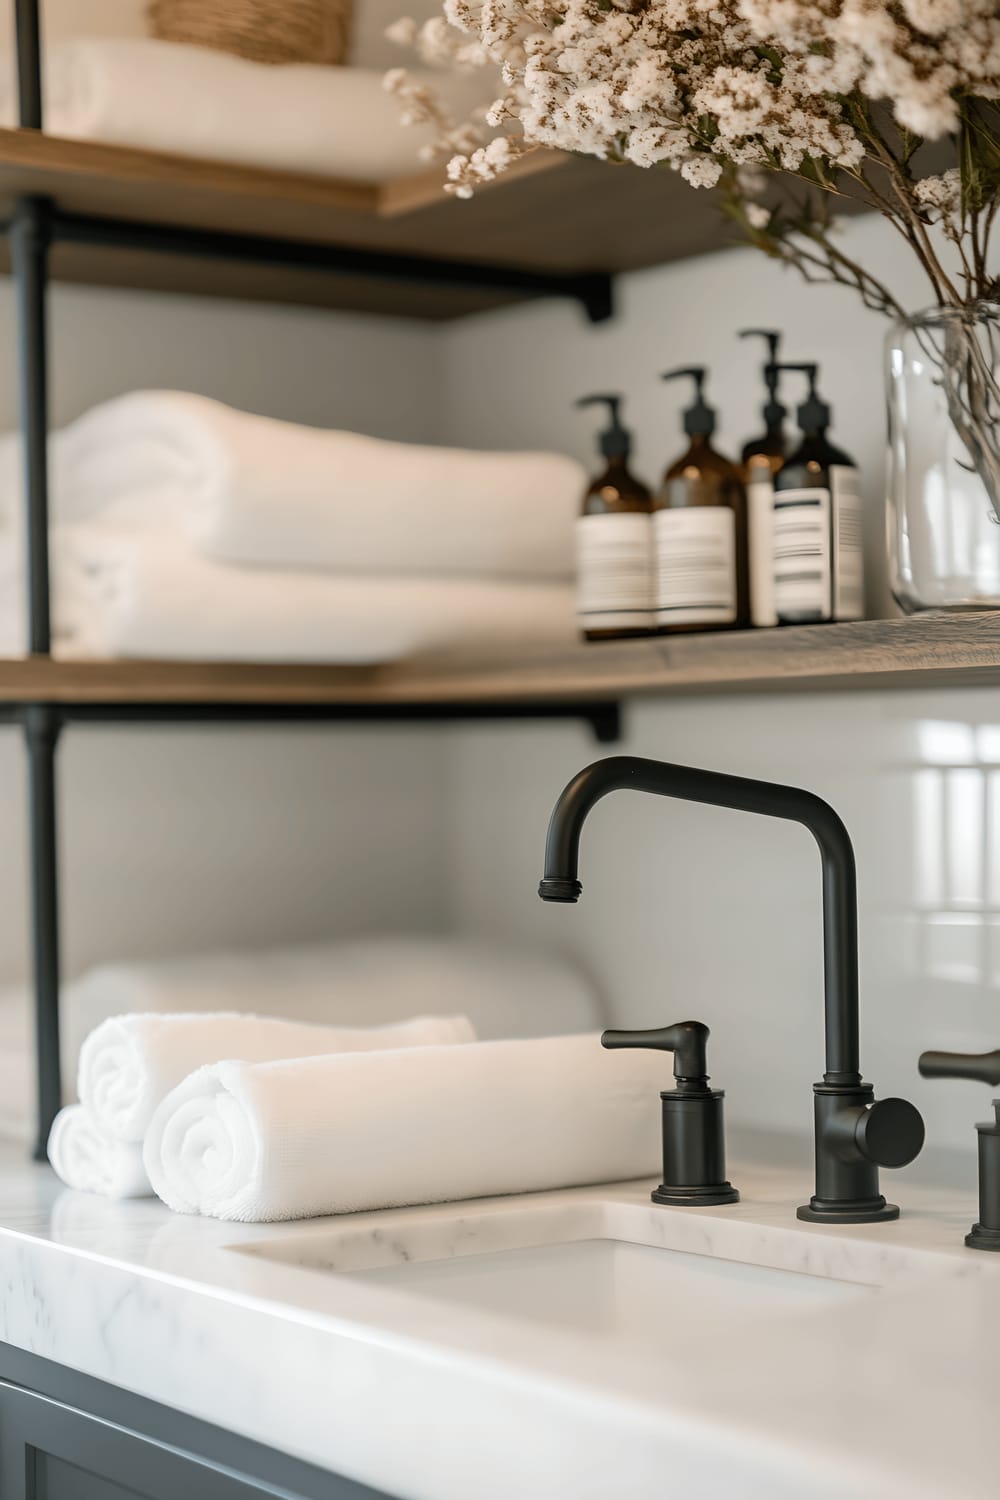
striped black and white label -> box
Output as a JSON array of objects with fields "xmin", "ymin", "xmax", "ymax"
[
  {"xmin": 576, "ymin": 513, "xmax": 654, "ymax": 631},
  {"xmin": 747, "ymin": 476, "xmax": 778, "ymax": 628},
  {"xmin": 654, "ymin": 507, "xmax": 736, "ymax": 627},
  {"xmin": 773, "ymin": 486, "xmax": 829, "ymax": 619},
  {"xmin": 831, "ymin": 467, "xmax": 864, "ymax": 620},
  {"xmin": 773, "ymin": 466, "xmax": 863, "ymax": 622}
]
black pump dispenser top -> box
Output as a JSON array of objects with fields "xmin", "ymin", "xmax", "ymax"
[
  {"xmin": 576, "ymin": 393, "xmax": 632, "ymax": 460},
  {"xmin": 775, "ymin": 362, "xmax": 831, "ymax": 434},
  {"xmin": 739, "ymin": 329, "xmax": 786, "ymax": 428},
  {"xmin": 662, "ymin": 367, "xmax": 715, "ymax": 438}
]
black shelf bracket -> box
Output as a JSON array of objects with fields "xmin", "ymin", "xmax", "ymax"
[
  {"xmin": 45, "ymin": 207, "xmax": 616, "ymax": 324},
  {"xmin": 0, "ymin": 700, "xmax": 622, "ymax": 737}
]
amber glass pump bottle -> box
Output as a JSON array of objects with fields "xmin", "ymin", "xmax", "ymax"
[
  {"xmin": 653, "ymin": 367, "xmax": 750, "ymax": 634},
  {"xmin": 738, "ymin": 329, "xmax": 789, "ymax": 628},
  {"xmin": 574, "ymin": 394, "xmax": 654, "ymax": 640},
  {"xmin": 771, "ymin": 362, "xmax": 863, "ymax": 625}
]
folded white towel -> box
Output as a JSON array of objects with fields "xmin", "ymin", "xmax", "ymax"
[
  {"xmin": 47, "ymin": 1104, "xmax": 152, "ymax": 1199},
  {"xmin": 143, "ymin": 1033, "xmax": 663, "ymax": 1222},
  {"xmin": 35, "ymin": 532, "xmax": 576, "ymax": 663},
  {"xmin": 0, "ymin": 39, "xmax": 488, "ymax": 183},
  {"xmin": 80, "ymin": 1012, "xmax": 475, "ymax": 1143},
  {"xmin": 0, "ymin": 390, "xmax": 583, "ymax": 580}
]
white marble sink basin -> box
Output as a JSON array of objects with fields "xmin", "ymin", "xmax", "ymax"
[
  {"xmin": 345, "ymin": 1236, "xmax": 869, "ymax": 1347},
  {"xmin": 236, "ymin": 1189, "xmax": 938, "ymax": 1353}
]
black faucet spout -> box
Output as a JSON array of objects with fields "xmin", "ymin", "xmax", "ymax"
[
  {"xmin": 539, "ymin": 754, "xmax": 860, "ymax": 1085},
  {"xmin": 538, "ymin": 754, "xmax": 924, "ymax": 1224}
]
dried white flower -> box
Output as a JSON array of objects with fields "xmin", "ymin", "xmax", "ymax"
[
  {"xmin": 681, "ymin": 157, "xmax": 724, "ymax": 188},
  {"xmin": 387, "ymin": 0, "xmax": 999, "ymax": 197},
  {"xmin": 384, "ymin": 17, "xmax": 418, "ymax": 47},
  {"xmin": 384, "ymin": 0, "xmax": 1000, "ymax": 318},
  {"xmin": 914, "ymin": 169, "xmax": 963, "ymax": 216}
]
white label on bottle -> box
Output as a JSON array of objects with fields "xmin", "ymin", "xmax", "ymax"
[
  {"xmin": 575, "ymin": 513, "xmax": 654, "ymax": 631},
  {"xmin": 773, "ymin": 465, "xmax": 863, "ymax": 623},
  {"xmin": 747, "ymin": 476, "xmax": 778, "ymax": 628},
  {"xmin": 831, "ymin": 466, "xmax": 864, "ymax": 621},
  {"xmin": 654, "ymin": 508, "xmax": 736, "ymax": 627}
]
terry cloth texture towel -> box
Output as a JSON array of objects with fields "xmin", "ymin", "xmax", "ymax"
[
  {"xmin": 47, "ymin": 1104, "xmax": 152, "ymax": 1199},
  {"xmin": 79, "ymin": 1012, "xmax": 475, "ymax": 1142},
  {"xmin": 143, "ymin": 1032, "xmax": 663, "ymax": 1221}
]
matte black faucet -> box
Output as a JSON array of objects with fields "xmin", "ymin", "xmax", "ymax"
[{"xmin": 538, "ymin": 755, "xmax": 925, "ymax": 1224}]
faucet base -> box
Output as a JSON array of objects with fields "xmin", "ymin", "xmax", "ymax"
[
  {"xmin": 797, "ymin": 1196, "xmax": 899, "ymax": 1224},
  {"xmin": 652, "ymin": 1183, "xmax": 739, "ymax": 1207},
  {"xmin": 965, "ymin": 1223, "xmax": 1000, "ymax": 1251}
]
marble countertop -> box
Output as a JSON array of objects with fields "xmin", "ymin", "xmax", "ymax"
[{"xmin": 0, "ymin": 1142, "xmax": 996, "ymax": 1500}]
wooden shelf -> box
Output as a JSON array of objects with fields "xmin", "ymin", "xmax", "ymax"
[
  {"xmin": 0, "ymin": 128, "xmax": 744, "ymax": 318},
  {"xmin": 1, "ymin": 613, "xmax": 998, "ymax": 708}
]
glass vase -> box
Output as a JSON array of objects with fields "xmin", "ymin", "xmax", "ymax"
[{"xmin": 886, "ymin": 303, "xmax": 1000, "ymax": 613}]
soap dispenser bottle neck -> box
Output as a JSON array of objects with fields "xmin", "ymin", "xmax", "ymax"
[
  {"xmin": 739, "ymin": 329, "xmax": 788, "ymax": 474},
  {"xmin": 577, "ymin": 392, "xmax": 652, "ymax": 512}
]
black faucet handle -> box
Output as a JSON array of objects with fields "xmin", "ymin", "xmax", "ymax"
[
  {"xmin": 919, "ymin": 1049, "xmax": 1000, "ymax": 1252},
  {"xmin": 602, "ymin": 1020, "xmax": 709, "ymax": 1086},
  {"xmin": 852, "ymin": 1098, "xmax": 925, "ymax": 1169},
  {"xmin": 919, "ymin": 1049, "xmax": 1000, "ymax": 1087},
  {"xmin": 602, "ymin": 1020, "xmax": 737, "ymax": 1205}
]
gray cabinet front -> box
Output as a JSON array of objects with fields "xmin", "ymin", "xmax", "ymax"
[{"xmin": 0, "ymin": 1346, "xmax": 391, "ymax": 1500}]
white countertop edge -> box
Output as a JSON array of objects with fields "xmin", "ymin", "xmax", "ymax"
[{"xmin": 0, "ymin": 1148, "xmax": 995, "ymax": 1500}]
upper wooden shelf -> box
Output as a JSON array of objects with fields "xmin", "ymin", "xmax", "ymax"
[
  {"xmin": 0, "ymin": 127, "xmax": 740, "ymax": 319},
  {"xmin": 0, "ymin": 613, "xmax": 997, "ymax": 708}
]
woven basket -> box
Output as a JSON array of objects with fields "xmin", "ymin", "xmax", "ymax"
[{"xmin": 147, "ymin": 0, "xmax": 352, "ymax": 66}]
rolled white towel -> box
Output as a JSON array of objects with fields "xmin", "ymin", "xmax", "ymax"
[
  {"xmin": 47, "ymin": 1105, "xmax": 152, "ymax": 1200},
  {"xmin": 80, "ymin": 1012, "xmax": 475, "ymax": 1143},
  {"xmin": 143, "ymin": 1033, "xmax": 664, "ymax": 1222}
]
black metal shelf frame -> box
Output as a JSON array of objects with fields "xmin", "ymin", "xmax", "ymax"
[{"xmin": 8, "ymin": 0, "xmax": 621, "ymax": 1157}]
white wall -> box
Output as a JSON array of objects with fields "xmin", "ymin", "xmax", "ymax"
[
  {"xmin": 0, "ymin": 280, "xmax": 448, "ymax": 986},
  {"xmin": 437, "ymin": 216, "xmax": 998, "ymax": 1155},
  {"xmin": 13, "ymin": 280, "xmax": 443, "ymax": 438}
]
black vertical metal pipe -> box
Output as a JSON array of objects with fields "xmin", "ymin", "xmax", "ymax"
[
  {"xmin": 23, "ymin": 705, "xmax": 61, "ymax": 1159},
  {"xmin": 10, "ymin": 196, "xmax": 52, "ymax": 657},
  {"xmin": 13, "ymin": 0, "xmax": 42, "ymax": 129}
]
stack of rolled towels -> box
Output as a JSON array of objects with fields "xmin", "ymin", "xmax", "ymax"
[
  {"xmin": 0, "ymin": 392, "xmax": 584, "ymax": 661},
  {"xmin": 48, "ymin": 1011, "xmax": 663, "ymax": 1222}
]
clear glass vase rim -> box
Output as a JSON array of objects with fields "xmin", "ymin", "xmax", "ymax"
[{"xmin": 891, "ymin": 301, "xmax": 1000, "ymax": 332}]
